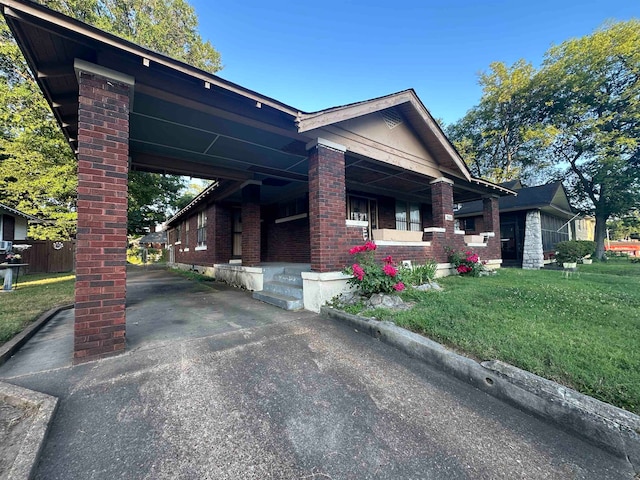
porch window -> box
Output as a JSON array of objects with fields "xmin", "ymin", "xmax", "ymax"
[
  {"xmin": 197, "ymin": 211, "xmax": 207, "ymax": 247},
  {"xmin": 347, "ymin": 196, "xmax": 378, "ymax": 228},
  {"xmin": 176, "ymin": 224, "xmax": 181, "ymax": 244},
  {"xmin": 396, "ymin": 201, "xmax": 421, "ymax": 231},
  {"xmin": 184, "ymin": 220, "xmax": 189, "ymax": 245},
  {"xmin": 232, "ymin": 209, "xmax": 242, "ymax": 257}
]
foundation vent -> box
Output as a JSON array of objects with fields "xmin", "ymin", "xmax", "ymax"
[{"xmin": 381, "ymin": 108, "xmax": 403, "ymax": 129}]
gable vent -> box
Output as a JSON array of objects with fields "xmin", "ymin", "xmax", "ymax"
[{"xmin": 381, "ymin": 108, "xmax": 403, "ymax": 129}]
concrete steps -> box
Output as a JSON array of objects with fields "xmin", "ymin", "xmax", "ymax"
[{"xmin": 252, "ymin": 266, "xmax": 307, "ymax": 311}]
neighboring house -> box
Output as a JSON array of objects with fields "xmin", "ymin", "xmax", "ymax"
[
  {"xmin": 574, "ymin": 216, "xmax": 596, "ymax": 241},
  {"xmin": 456, "ymin": 180, "xmax": 578, "ymax": 269},
  {"xmin": 138, "ymin": 231, "xmax": 167, "ymax": 249},
  {"xmin": 0, "ymin": 202, "xmax": 41, "ymax": 248}
]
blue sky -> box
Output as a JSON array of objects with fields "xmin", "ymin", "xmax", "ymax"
[{"xmin": 190, "ymin": 0, "xmax": 637, "ymax": 126}]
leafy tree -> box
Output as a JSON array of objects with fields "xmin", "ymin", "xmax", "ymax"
[
  {"xmin": 128, "ymin": 171, "xmax": 186, "ymax": 235},
  {"xmin": 607, "ymin": 212, "xmax": 640, "ymax": 241},
  {"xmin": 537, "ymin": 20, "xmax": 640, "ymax": 258},
  {"xmin": 447, "ymin": 60, "xmax": 551, "ymax": 183},
  {"xmin": 0, "ymin": 0, "xmax": 221, "ymax": 238}
]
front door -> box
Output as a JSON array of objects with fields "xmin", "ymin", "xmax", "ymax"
[{"xmin": 501, "ymin": 222, "xmax": 518, "ymax": 261}]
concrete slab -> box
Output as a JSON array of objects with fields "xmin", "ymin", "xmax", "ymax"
[{"xmin": 0, "ymin": 267, "xmax": 635, "ymax": 479}]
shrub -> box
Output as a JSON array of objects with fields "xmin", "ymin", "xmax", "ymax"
[
  {"xmin": 576, "ymin": 240, "xmax": 596, "ymax": 259},
  {"xmin": 403, "ymin": 259, "xmax": 438, "ymax": 286},
  {"xmin": 446, "ymin": 247, "xmax": 485, "ymax": 277},
  {"xmin": 554, "ymin": 240, "xmax": 584, "ymax": 265},
  {"xmin": 344, "ymin": 241, "xmax": 405, "ymax": 296}
]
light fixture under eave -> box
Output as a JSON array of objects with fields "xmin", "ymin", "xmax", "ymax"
[
  {"xmin": 143, "ymin": 58, "xmax": 150, "ymax": 67},
  {"xmin": 204, "ymin": 81, "xmax": 211, "ymax": 89},
  {"xmin": 256, "ymin": 101, "xmax": 262, "ymax": 108}
]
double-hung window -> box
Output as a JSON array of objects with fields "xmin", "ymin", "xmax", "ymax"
[
  {"xmin": 395, "ymin": 201, "xmax": 421, "ymax": 231},
  {"xmin": 197, "ymin": 211, "xmax": 207, "ymax": 247}
]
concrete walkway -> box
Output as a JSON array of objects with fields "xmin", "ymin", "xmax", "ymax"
[{"xmin": 0, "ymin": 267, "xmax": 634, "ymax": 479}]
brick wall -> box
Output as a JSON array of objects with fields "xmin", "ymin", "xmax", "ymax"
[
  {"xmin": 264, "ymin": 217, "xmax": 311, "ymax": 263},
  {"xmin": 241, "ymin": 185, "xmax": 261, "ymax": 266},
  {"xmin": 308, "ymin": 144, "xmax": 347, "ymax": 272},
  {"xmin": 74, "ymin": 72, "xmax": 130, "ymax": 363}
]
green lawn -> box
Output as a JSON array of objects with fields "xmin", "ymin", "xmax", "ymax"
[
  {"xmin": 377, "ymin": 259, "xmax": 640, "ymax": 415},
  {"xmin": 0, "ymin": 272, "xmax": 75, "ymax": 346}
]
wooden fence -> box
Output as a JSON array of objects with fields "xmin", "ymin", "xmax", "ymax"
[{"xmin": 18, "ymin": 240, "xmax": 75, "ymax": 274}]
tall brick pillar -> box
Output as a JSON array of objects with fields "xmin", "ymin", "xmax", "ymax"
[
  {"xmin": 74, "ymin": 62, "xmax": 133, "ymax": 364},
  {"xmin": 241, "ymin": 183, "xmax": 261, "ymax": 266},
  {"xmin": 430, "ymin": 177, "xmax": 455, "ymax": 230},
  {"xmin": 482, "ymin": 196, "xmax": 500, "ymax": 234},
  {"xmin": 307, "ymin": 139, "xmax": 347, "ymax": 272}
]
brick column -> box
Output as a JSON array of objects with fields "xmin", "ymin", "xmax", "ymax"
[
  {"xmin": 74, "ymin": 64, "xmax": 133, "ymax": 364},
  {"xmin": 482, "ymin": 195, "xmax": 502, "ymax": 261},
  {"xmin": 430, "ymin": 177, "xmax": 455, "ymax": 230},
  {"xmin": 482, "ymin": 196, "xmax": 500, "ymax": 233},
  {"xmin": 307, "ymin": 139, "xmax": 347, "ymax": 272},
  {"xmin": 241, "ymin": 183, "xmax": 261, "ymax": 266}
]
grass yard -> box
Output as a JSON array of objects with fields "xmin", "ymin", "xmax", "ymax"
[
  {"xmin": 0, "ymin": 272, "xmax": 75, "ymax": 346},
  {"xmin": 372, "ymin": 259, "xmax": 640, "ymax": 415}
]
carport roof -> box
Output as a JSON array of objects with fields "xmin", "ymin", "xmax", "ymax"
[{"xmin": 1, "ymin": 0, "xmax": 514, "ymax": 205}]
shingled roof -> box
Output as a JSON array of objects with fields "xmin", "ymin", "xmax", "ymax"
[{"xmin": 456, "ymin": 181, "xmax": 574, "ymax": 218}]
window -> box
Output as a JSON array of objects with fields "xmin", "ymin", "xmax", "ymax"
[
  {"xmin": 232, "ymin": 209, "xmax": 242, "ymax": 257},
  {"xmin": 175, "ymin": 224, "xmax": 181, "ymax": 244},
  {"xmin": 463, "ymin": 218, "xmax": 476, "ymax": 232},
  {"xmin": 197, "ymin": 211, "xmax": 207, "ymax": 247},
  {"xmin": 395, "ymin": 201, "xmax": 421, "ymax": 231},
  {"xmin": 347, "ymin": 196, "xmax": 378, "ymax": 239},
  {"xmin": 184, "ymin": 220, "xmax": 189, "ymax": 245}
]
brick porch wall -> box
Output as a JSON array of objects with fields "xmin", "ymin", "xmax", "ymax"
[
  {"xmin": 242, "ymin": 184, "xmax": 261, "ymax": 266},
  {"xmin": 264, "ymin": 217, "xmax": 311, "ymax": 263},
  {"xmin": 74, "ymin": 71, "xmax": 130, "ymax": 363}
]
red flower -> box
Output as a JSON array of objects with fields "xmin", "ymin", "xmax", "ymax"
[
  {"xmin": 383, "ymin": 255, "xmax": 393, "ymax": 264},
  {"xmin": 364, "ymin": 241, "xmax": 377, "ymax": 251},
  {"xmin": 466, "ymin": 253, "xmax": 479, "ymax": 263},
  {"xmin": 352, "ymin": 263, "xmax": 365, "ymax": 281},
  {"xmin": 383, "ymin": 264, "xmax": 397, "ymax": 277},
  {"xmin": 393, "ymin": 282, "xmax": 405, "ymax": 292},
  {"xmin": 457, "ymin": 265, "xmax": 471, "ymax": 274}
]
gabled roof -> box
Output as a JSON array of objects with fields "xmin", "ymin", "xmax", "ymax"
[
  {"xmin": 297, "ymin": 89, "xmax": 473, "ymax": 182},
  {"xmin": 0, "ymin": 202, "xmax": 43, "ymax": 223},
  {"xmin": 456, "ymin": 181, "xmax": 574, "ymax": 218},
  {"xmin": 139, "ymin": 231, "xmax": 167, "ymax": 244}
]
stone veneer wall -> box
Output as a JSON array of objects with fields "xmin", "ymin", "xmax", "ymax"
[{"xmin": 522, "ymin": 210, "xmax": 544, "ymax": 269}]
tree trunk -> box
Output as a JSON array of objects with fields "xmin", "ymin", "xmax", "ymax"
[{"xmin": 594, "ymin": 214, "xmax": 608, "ymax": 260}]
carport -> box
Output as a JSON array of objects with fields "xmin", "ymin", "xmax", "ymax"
[{"xmin": 2, "ymin": 0, "xmax": 511, "ymax": 363}]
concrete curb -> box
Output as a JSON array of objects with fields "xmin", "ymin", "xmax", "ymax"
[
  {"xmin": 0, "ymin": 381, "xmax": 59, "ymax": 480},
  {"xmin": 0, "ymin": 304, "xmax": 74, "ymax": 366},
  {"xmin": 321, "ymin": 306, "xmax": 640, "ymax": 474}
]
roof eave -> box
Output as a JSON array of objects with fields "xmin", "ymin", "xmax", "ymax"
[{"xmin": 1, "ymin": 0, "xmax": 300, "ymax": 118}]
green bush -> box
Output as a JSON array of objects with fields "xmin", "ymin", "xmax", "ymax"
[
  {"xmin": 555, "ymin": 240, "xmax": 584, "ymax": 265},
  {"xmin": 576, "ymin": 240, "xmax": 596, "ymax": 259}
]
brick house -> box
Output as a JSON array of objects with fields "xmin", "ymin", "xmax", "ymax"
[
  {"xmin": 163, "ymin": 93, "xmax": 515, "ymax": 311},
  {"xmin": 455, "ymin": 180, "xmax": 581, "ymax": 269},
  {"xmin": 3, "ymin": 0, "xmax": 513, "ymax": 362}
]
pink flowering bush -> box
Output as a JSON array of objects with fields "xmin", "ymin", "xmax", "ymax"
[
  {"xmin": 446, "ymin": 247, "xmax": 485, "ymax": 277},
  {"xmin": 344, "ymin": 242, "xmax": 405, "ymax": 296}
]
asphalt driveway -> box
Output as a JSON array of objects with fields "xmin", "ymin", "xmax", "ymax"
[{"xmin": 0, "ymin": 267, "xmax": 634, "ymax": 479}]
